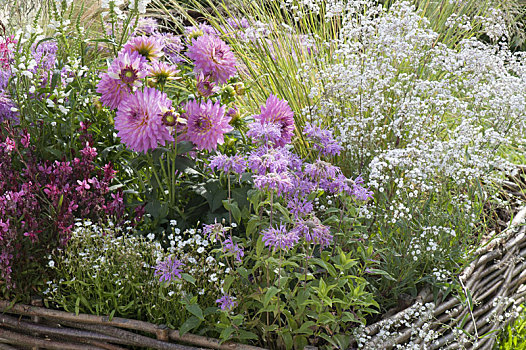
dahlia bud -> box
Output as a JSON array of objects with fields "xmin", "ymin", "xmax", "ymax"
[{"xmin": 233, "ymin": 82, "xmax": 245, "ymax": 95}]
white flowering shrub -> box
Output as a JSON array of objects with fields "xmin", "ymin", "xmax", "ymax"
[
  {"xmin": 46, "ymin": 220, "xmax": 228, "ymax": 328},
  {"xmin": 295, "ymin": 0, "xmax": 526, "ymax": 304}
]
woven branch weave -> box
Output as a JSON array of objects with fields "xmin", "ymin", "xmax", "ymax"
[{"xmin": 360, "ymin": 206, "xmax": 526, "ymax": 349}]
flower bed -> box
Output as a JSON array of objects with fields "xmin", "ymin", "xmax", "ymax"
[{"xmin": 1, "ymin": 0, "xmax": 526, "ymax": 348}]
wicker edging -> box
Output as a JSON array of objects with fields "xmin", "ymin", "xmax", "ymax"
[
  {"xmin": 0, "ymin": 300, "xmax": 266, "ymax": 350},
  {"xmin": 361, "ymin": 206, "xmax": 526, "ymax": 349}
]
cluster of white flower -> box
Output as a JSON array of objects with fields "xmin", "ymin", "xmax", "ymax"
[
  {"xmin": 355, "ymin": 301, "xmax": 438, "ymax": 349},
  {"xmin": 408, "ymin": 226, "xmax": 457, "ymax": 262},
  {"xmin": 303, "ymin": 1, "xmax": 525, "ymax": 237},
  {"xmin": 486, "ymin": 295, "xmax": 522, "ymax": 324}
]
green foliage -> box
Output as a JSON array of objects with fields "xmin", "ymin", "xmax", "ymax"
[{"xmin": 498, "ymin": 308, "xmax": 526, "ymax": 350}]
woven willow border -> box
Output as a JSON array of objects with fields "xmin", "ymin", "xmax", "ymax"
[{"xmin": 360, "ymin": 206, "xmax": 526, "ymax": 349}]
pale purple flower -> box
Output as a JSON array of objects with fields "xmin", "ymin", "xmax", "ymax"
[
  {"xmin": 196, "ymin": 72, "xmax": 219, "ymax": 97},
  {"xmin": 107, "ymin": 51, "xmax": 149, "ymax": 89},
  {"xmin": 185, "ymin": 23, "xmax": 221, "ymax": 37},
  {"xmin": 216, "ymin": 294, "xmax": 237, "ymax": 311},
  {"xmin": 209, "ymin": 153, "xmax": 246, "ymax": 173},
  {"xmin": 254, "ymin": 95, "xmax": 295, "ymax": 147},
  {"xmin": 304, "ymin": 122, "xmax": 343, "ymax": 156},
  {"xmin": 247, "ymin": 146, "xmax": 298, "ymax": 174},
  {"xmin": 203, "ymin": 220, "xmax": 227, "ymax": 241},
  {"xmin": 186, "ymin": 35, "xmax": 237, "ymax": 84},
  {"xmin": 155, "ymin": 33, "xmax": 184, "ymax": 63},
  {"xmin": 114, "ymin": 87, "xmax": 174, "ymax": 153},
  {"xmin": 222, "ymin": 237, "xmax": 244, "ymax": 263},
  {"xmin": 97, "ymin": 73, "xmax": 131, "ymax": 110},
  {"xmin": 292, "ymin": 217, "xmax": 332, "ymax": 248},
  {"xmin": 254, "ymin": 172, "xmax": 293, "ymax": 195},
  {"xmin": 122, "ymin": 36, "xmax": 164, "ymax": 61},
  {"xmin": 184, "ymin": 99, "xmax": 233, "ymax": 151},
  {"xmin": 0, "ymin": 93, "xmax": 19, "ymax": 122},
  {"xmin": 287, "ymin": 197, "xmax": 313, "ymax": 219},
  {"xmin": 304, "ymin": 159, "xmax": 340, "ymax": 181},
  {"xmin": 148, "ymin": 61, "xmax": 180, "ymax": 86},
  {"xmin": 155, "ymin": 256, "xmax": 184, "ymax": 282},
  {"xmin": 246, "ymin": 121, "xmax": 282, "ymax": 144},
  {"xmin": 31, "ymin": 41, "xmax": 57, "ymax": 71},
  {"xmin": 134, "ymin": 17, "xmax": 158, "ymax": 35},
  {"xmin": 261, "ymin": 224, "xmax": 299, "ymax": 251},
  {"xmin": 352, "ymin": 175, "xmax": 374, "ymax": 201},
  {"xmin": 226, "ymin": 17, "xmax": 250, "ymax": 30}
]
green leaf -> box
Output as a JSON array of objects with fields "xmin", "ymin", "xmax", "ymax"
[
  {"xmin": 219, "ymin": 326, "xmax": 236, "ymax": 341},
  {"xmin": 223, "ymin": 200, "xmax": 242, "ymax": 223},
  {"xmin": 181, "ymin": 273, "xmax": 196, "ymax": 285},
  {"xmin": 263, "ymin": 286, "xmax": 280, "ymax": 307},
  {"xmin": 366, "ymin": 268, "xmax": 397, "ymax": 281},
  {"xmin": 185, "ymin": 304, "xmax": 204, "ymax": 320},
  {"xmin": 179, "ymin": 316, "xmax": 201, "ymax": 336},
  {"xmin": 223, "ymin": 275, "xmax": 235, "ymax": 293},
  {"xmin": 238, "ymin": 330, "xmax": 258, "ymax": 340},
  {"xmin": 176, "ymin": 141, "xmax": 194, "ymax": 154}
]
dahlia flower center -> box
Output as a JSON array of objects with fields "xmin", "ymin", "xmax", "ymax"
[
  {"xmin": 120, "ymin": 66, "xmax": 139, "ymax": 85},
  {"xmin": 194, "ymin": 115, "xmax": 213, "ymax": 133},
  {"xmin": 210, "ymin": 46, "xmax": 226, "ymax": 64},
  {"xmin": 162, "ymin": 111, "xmax": 176, "ymax": 126},
  {"xmin": 137, "ymin": 45, "xmax": 154, "ymax": 59}
]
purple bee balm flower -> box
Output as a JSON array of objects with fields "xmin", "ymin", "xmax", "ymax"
[
  {"xmin": 203, "ymin": 219, "xmax": 227, "ymax": 241},
  {"xmin": 0, "ymin": 93, "xmax": 19, "ymax": 123},
  {"xmin": 261, "ymin": 224, "xmax": 299, "ymax": 251},
  {"xmin": 254, "ymin": 95, "xmax": 295, "ymax": 147},
  {"xmin": 222, "ymin": 237, "xmax": 244, "ymax": 263},
  {"xmin": 254, "ymin": 172, "xmax": 293, "ymax": 195},
  {"xmin": 184, "ymin": 99, "xmax": 233, "ymax": 151},
  {"xmin": 304, "ymin": 122, "xmax": 343, "ymax": 156},
  {"xmin": 196, "ymin": 72, "xmax": 219, "ymax": 97},
  {"xmin": 352, "ymin": 175, "xmax": 373, "ymax": 201},
  {"xmin": 246, "ymin": 121, "xmax": 282, "ymax": 144},
  {"xmin": 209, "ymin": 153, "xmax": 246, "ymax": 174},
  {"xmin": 122, "ymin": 36, "xmax": 164, "ymax": 61},
  {"xmin": 134, "ymin": 17, "xmax": 158, "ymax": 35},
  {"xmin": 292, "ymin": 216, "xmax": 332, "ymax": 248},
  {"xmin": 304, "ymin": 159, "xmax": 341, "ymax": 181},
  {"xmin": 114, "ymin": 87, "xmax": 174, "ymax": 153},
  {"xmin": 186, "ymin": 34, "xmax": 237, "ymax": 84},
  {"xmin": 107, "ymin": 51, "xmax": 149, "ymax": 89},
  {"xmin": 216, "ymin": 294, "xmax": 237, "ymax": 311},
  {"xmin": 155, "ymin": 256, "xmax": 185, "ymax": 283},
  {"xmin": 287, "ymin": 197, "xmax": 313, "ymax": 219},
  {"xmin": 247, "ymin": 146, "xmax": 297, "ymax": 174}
]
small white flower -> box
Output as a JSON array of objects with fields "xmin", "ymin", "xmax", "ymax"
[{"xmin": 147, "ymin": 233, "xmax": 155, "ymax": 241}]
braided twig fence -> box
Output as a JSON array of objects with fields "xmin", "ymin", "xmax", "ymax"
[
  {"xmin": 0, "ymin": 300, "xmax": 265, "ymax": 350},
  {"xmin": 361, "ymin": 206, "xmax": 526, "ymax": 349}
]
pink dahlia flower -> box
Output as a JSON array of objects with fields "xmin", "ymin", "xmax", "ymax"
[
  {"xmin": 186, "ymin": 35, "xmax": 237, "ymax": 84},
  {"xmin": 96, "ymin": 73, "xmax": 130, "ymax": 110},
  {"xmin": 96, "ymin": 52, "xmax": 149, "ymax": 110},
  {"xmin": 255, "ymin": 94, "xmax": 295, "ymax": 147},
  {"xmin": 114, "ymin": 88, "xmax": 174, "ymax": 153},
  {"xmin": 184, "ymin": 99, "xmax": 233, "ymax": 151},
  {"xmin": 122, "ymin": 36, "xmax": 164, "ymax": 61}
]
